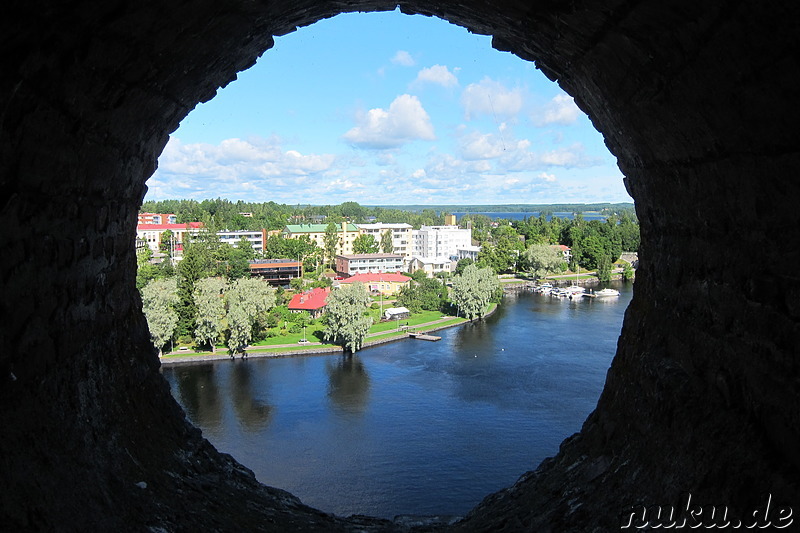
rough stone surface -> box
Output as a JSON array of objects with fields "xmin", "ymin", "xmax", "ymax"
[{"xmin": 2, "ymin": 1, "xmax": 799, "ymax": 531}]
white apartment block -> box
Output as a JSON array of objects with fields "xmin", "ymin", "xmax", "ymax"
[
  {"xmin": 217, "ymin": 229, "xmax": 267, "ymax": 253},
  {"xmin": 412, "ymin": 225, "xmax": 473, "ymax": 260},
  {"xmin": 334, "ymin": 253, "xmax": 406, "ymax": 276},
  {"xmin": 356, "ymin": 223, "xmax": 413, "ymax": 257}
]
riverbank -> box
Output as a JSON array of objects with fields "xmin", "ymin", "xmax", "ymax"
[{"xmin": 159, "ymin": 303, "xmax": 498, "ymax": 366}]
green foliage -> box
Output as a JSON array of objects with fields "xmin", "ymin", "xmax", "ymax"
[
  {"xmin": 324, "ymin": 222, "xmax": 339, "ymax": 267},
  {"xmin": 323, "ymin": 283, "xmax": 373, "ymax": 353},
  {"xmin": 380, "ymin": 230, "xmax": 393, "ymax": 253},
  {"xmin": 524, "ymin": 244, "xmax": 564, "ymax": 279},
  {"xmin": 409, "ymin": 269, "xmax": 428, "ymax": 283},
  {"xmin": 193, "ymin": 277, "xmax": 227, "ymax": 352},
  {"xmin": 224, "ymin": 278, "xmax": 276, "ymax": 354},
  {"xmin": 596, "ymin": 255, "xmax": 613, "ymax": 282},
  {"xmin": 352, "ymin": 234, "xmax": 379, "ymax": 254},
  {"xmin": 141, "ymin": 277, "xmax": 179, "ymax": 354},
  {"xmin": 622, "ymin": 261, "xmax": 635, "ymax": 281},
  {"xmin": 454, "ymin": 258, "xmax": 474, "ymax": 276},
  {"xmin": 450, "ymin": 264, "xmax": 499, "ymax": 320},
  {"xmin": 396, "ymin": 277, "xmax": 448, "ymax": 313}
]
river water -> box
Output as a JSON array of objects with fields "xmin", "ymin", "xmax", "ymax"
[{"xmin": 161, "ymin": 282, "xmax": 633, "ymax": 518}]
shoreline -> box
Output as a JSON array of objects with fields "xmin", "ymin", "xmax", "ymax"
[{"xmin": 159, "ymin": 304, "xmax": 498, "ymax": 367}]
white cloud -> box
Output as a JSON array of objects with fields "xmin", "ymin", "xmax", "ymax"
[
  {"xmin": 149, "ymin": 136, "xmax": 337, "ymax": 200},
  {"xmin": 342, "ymin": 94, "xmax": 436, "ymax": 149},
  {"xmin": 538, "ymin": 172, "xmax": 557, "ymax": 182},
  {"xmin": 533, "ymin": 94, "xmax": 582, "ymax": 126},
  {"xmin": 461, "ymin": 77, "xmax": 524, "ymax": 120},
  {"xmin": 391, "ymin": 50, "xmax": 415, "ymax": 67},
  {"xmin": 412, "ymin": 65, "xmax": 459, "ymax": 88}
]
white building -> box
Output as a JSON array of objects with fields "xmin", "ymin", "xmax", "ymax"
[
  {"xmin": 335, "ymin": 253, "xmax": 406, "ymax": 276},
  {"xmin": 457, "ymin": 245, "xmax": 482, "ymax": 261},
  {"xmin": 408, "ymin": 256, "xmax": 454, "ymax": 277},
  {"xmin": 217, "ymin": 229, "xmax": 267, "ymax": 253},
  {"xmin": 356, "ymin": 223, "xmax": 413, "ymax": 257},
  {"xmin": 412, "ymin": 225, "xmax": 473, "ymax": 260}
]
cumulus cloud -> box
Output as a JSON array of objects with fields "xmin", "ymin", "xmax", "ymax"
[
  {"xmin": 461, "ymin": 77, "xmax": 524, "ymax": 120},
  {"xmin": 342, "ymin": 94, "xmax": 436, "ymax": 149},
  {"xmin": 412, "ymin": 65, "xmax": 459, "ymax": 88},
  {"xmin": 150, "ymin": 136, "xmax": 337, "ymax": 200},
  {"xmin": 391, "ymin": 50, "xmax": 415, "ymax": 67},
  {"xmin": 533, "ymin": 94, "xmax": 582, "ymax": 126},
  {"xmin": 538, "ymin": 172, "xmax": 558, "ymax": 182}
]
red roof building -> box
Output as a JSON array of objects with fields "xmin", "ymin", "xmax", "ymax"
[{"xmin": 287, "ymin": 287, "xmax": 330, "ymax": 319}]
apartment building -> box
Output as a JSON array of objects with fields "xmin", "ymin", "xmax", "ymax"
[
  {"xmin": 138, "ymin": 212, "xmax": 177, "ymax": 225},
  {"xmin": 217, "ymin": 229, "xmax": 268, "ymax": 253},
  {"xmin": 355, "ymin": 223, "xmax": 413, "ymax": 257},
  {"xmin": 412, "ymin": 225, "xmax": 473, "ymax": 260},
  {"xmin": 334, "ymin": 253, "xmax": 406, "ymax": 277},
  {"xmin": 282, "ymin": 222, "xmax": 360, "ymax": 257},
  {"xmin": 136, "ymin": 222, "xmax": 203, "ymax": 253}
]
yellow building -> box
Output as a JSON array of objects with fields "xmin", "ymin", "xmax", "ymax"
[
  {"xmin": 282, "ymin": 222, "xmax": 360, "ymax": 257},
  {"xmin": 337, "ymin": 272, "xmax": 411, "ymax": 296}
]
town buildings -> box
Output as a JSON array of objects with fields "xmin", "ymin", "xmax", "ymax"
[
  {"xmin": 217, "ymin": 229, "xmax": 268, "ymax": 253},
  {"xmin": 282, "ymin": 222, "xmax": 360, "ymax": 256},
  {"xmin": 334, "ymin": 253, "xmax": 406, "ymax": 277},
  {"xmin": 249, "ymin": 259, "xmax": 302, "ymax": 286},
  {"xmin": 356, "ymin": 223, "xmax": 413, "ymax": 257}
]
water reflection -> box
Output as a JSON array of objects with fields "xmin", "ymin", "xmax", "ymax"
[
  {"xmin": 173, "ymin": 364, "xmax": 223, "ymax": 434},
  {"xmin": 326, "ymin": 355, "xmax": 370, "ymax": 415},
  {"xmin": 230, "ymin": 361, "xmax": 273, "ymax": 432}
]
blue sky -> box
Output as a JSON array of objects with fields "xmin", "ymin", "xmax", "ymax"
[{"xmin": 146, "ymin": 9, "xmax": 631, "ymax": 206}]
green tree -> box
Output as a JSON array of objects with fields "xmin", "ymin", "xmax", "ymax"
[
  {"xmin": 622, "ymin": 261, "xmax": 635, "ymax": 281},
  {"xmin": 596, "ymin": 255, "xmax": 613, "ymax": 282},
  {"xmin": 380, "ymin": 230, "xmax": 394, "ymax": 254},
  {"xmin": 224, "ymin": 278, "xmax": 276, "ymax": 355},
  {"xmin": 524, "ymin": 244, "xmax": 564, "ymax": 279},
  {"xmin": 323, "ymin": 283, "xmax": 373, "ymax": 353},
  {"xmin": 450, "ymin": 264, "xmax": 500, "ymax": 320},
  {"xmin": 454, "ymin": 258, "xmax": 474, "ymax": 276},
  {"xmin": 193, "ymin": 277, "xmax": 228, "ymax": 352},
  {"xmin": 324, "ymin": 222, "xmax": 339, "ymax": 268},
  {"xmin": 141, "ymin": 277, "xmax": 179, "ymax": 355},
  {"xmin": 397, "ymin": 277, "xmax": 447, "ymax": 313},
  {"xmin": 352, "ymin": 234, "xmax": 379, "ymax": 254}
]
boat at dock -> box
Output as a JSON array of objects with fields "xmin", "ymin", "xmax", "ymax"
[{"xmin": 594, "ymin": 288, "xmax": 620, "ymax": 297}]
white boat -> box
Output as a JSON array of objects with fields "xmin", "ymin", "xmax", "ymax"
[{"xmin": 595, "ymin": 288, "xmax": 620, "ymax": 297}]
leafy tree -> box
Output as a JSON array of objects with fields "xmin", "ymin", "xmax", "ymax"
[
  {"xmin": 622, "ymin": 261, "xmax": 635, "ymax": 281},
  {"xmin": 596, "ymin": 255, "xmax": 613, "ymax": 282},
  {"xmin": 380, "ymin": 230, "xmax": 393, "ymax": 254},
  {"xmin": 352, "ymin": 234, "xmax": 379, "ymax": 254},
  {"xmin": 323, "ymin": 283, "xmax": 373, "ymax": 353},
  {"xmin": 454, "ymin": 258, "xmax": 474, "ymax": 276},
  {"xmin": 141, "ymin": 278, "xmax": 179, "ymax": 355},
  {"xmin": 324, "ymin": 222, "xmax": 339, "ymax": 268},
  {"xmin": 159, "ymin": 229, "xmax": 175, "ymax": 257},
  {"xmin": 524, "ymin": 244, "xmax": 564, "ymax": 279},
  {"xmin": 397, "ymin": 277, "xmax": 447, "ymax": 313},
  {"xmin": 193, "ymin": 277, "xmax": 228, "ymax": 352},
  {"xmin": 224, "ymin": 278, "xmax": 276, "ymax": 355},
  {"xmin": 450, "ymin": 264, "xmax": 500, "ymax": 320}
]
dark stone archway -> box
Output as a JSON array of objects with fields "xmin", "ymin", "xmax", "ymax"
[{"xmin": 1, "ymin": 1, "xmax": 798, "ymax": 531}]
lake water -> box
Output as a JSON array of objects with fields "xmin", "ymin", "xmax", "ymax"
[{"xmin": 161, "ymin": 283, "xmax": 633, "ymax": 519}]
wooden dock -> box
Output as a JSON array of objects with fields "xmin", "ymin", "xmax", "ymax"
[{"xmin": 407, "ymin": 332, "xmax": 442, "ymax": 341}]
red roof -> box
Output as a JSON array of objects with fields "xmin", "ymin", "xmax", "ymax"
[
  {"xmin": 136, "ymin": 222, "xmax": 203, "ymax": 231},
  {"xmin": 288, "ymin": 287, "xmax": 330, "ymax": 311},
  {"xmin": 339, "ymin": 272, "xmax": 411, "ymax": 284}
]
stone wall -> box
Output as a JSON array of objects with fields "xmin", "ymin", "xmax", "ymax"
[{"xmin": 1, "ymin": 1, "xmax": 798, "ymax": 531}]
